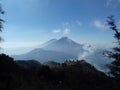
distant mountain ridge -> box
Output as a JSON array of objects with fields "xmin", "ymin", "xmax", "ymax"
[
  {"xmin": 12, "ymin": 37, "xmax": 83, "ymax": 63},
  {"xmin": 16, "ymin": 60, "xmax": 42, "ymax": 71},
  {"xmin": 12, "ymin": 37, "xmax": 113, "ymax": 73},
  {"xmin": 40, "ymin": 39, "xmax": 57, "ymax": 48},
  {"xmin": 13, "ymin": 48, "xmax": 77, "ymax": 63},
  {"xmin": 42, "ymin": 37, "xmax": 84, "ymax": 56}
]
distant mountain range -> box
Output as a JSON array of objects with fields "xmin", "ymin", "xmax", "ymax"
[
  {"xmin": 12, "ymin": 37, "xmax": 112, "ymax": 72},
  {"xmin": 12, "ymin": 37, "xmax": 84, "ymax": 63},
  {"xmin": 42, "ymin": 37, "xmax": 84, "ymax": 56}
]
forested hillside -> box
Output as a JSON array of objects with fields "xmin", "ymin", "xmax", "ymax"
[{"xmin": 0, "ymin": 54, "xmax": 120, "ymax": 90}]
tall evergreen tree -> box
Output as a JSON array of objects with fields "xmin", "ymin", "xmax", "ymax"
[
  {"xmin": 0, "ymin": 3, "xmax": 4, "ymax": 49},
  {"xmin": 107, "ymin": 16, "xmax": 120, "ymax": 79}
]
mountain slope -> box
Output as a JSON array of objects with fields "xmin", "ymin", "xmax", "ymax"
[
  {"xmin": 16, "ymin": 60, "xmax": 42, "ymax": 71},
  {"xmin": 13, "ymin": 48, "xmax": 77, "ymax": 63},
  {"xmin": 11, "ymin": 37, "xmax": 112, "ymax": 72},
  {"xmin": 1, "ymin": 54, "xmax": 119, "ymax": 90},
  {"xmin": 40, "ymin": 39, "xmax": 57, "ymax": 48},
  {"xmin": 12, "ymin": 37, "xmax": 84, "ymax": 63},
  {"xmin": 42, "ymin": 37, "xmax": 84, "ymax": 56}
]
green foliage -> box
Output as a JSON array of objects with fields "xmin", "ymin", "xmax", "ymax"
[
  {"xmin": 0, "ymin": 4, "xmax": 4, "ymax": 51},
  {"xmin": 1, "ymin": 55, "xmax": 120, "ymax": 90},
  {"xmin": 43, "ymin": 61, "xmax": 61, "ymax": 68},
  {"xmin": 107, "ymin": 16, "xmax": 120, "ymax": 79},
  {"xmin": 0, "ymin": 4, "xmax": 4, "ymax": 32}
]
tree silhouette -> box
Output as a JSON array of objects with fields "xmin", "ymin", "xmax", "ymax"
[
  {"xmin": 107, "ymin": 16, "xmax": 120, "ymax": 79},
  {"xmin": 0, "ymin": 3, "xmax": 4, "ymax": 50}
]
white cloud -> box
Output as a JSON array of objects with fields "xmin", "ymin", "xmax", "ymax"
[
  {"xmin": 52, "ymin": 28, "xmax": 71, "ymax": 35},
  {"xmin": 78, "ymin": 46, "xmax": 113, "ymax": 73},
  {"xmin": 93, "ymin": 20, "xmax": 108, "ymax": 30},
  {"xmin": 78, "ymin": 45, "xmax": 94, "ymax": 60},
  {"xmin": 63, "ymin": 28, "xmax": 70, "ymax": 35},
  {"xmin": 53, "ymin": 29, "xmax": 61, "ymax": 34}
]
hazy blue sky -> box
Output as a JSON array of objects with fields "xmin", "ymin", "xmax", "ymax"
[{"xmin": 1, "ymin": 0, "xmax": 120, "ymax": 54}]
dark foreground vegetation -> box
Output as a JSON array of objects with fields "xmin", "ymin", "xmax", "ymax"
[{"xmin": 0, "ymin": 54, "xmax": 120, "ymax": 90}]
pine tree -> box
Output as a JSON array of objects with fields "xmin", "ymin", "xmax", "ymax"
[
  {"xmin": 107, "ymin": 16, "xmax": 120, "ymax": 79},
  {"xmin": 0, "ymin": 3, "xmax": 4, "ymax": 49}
]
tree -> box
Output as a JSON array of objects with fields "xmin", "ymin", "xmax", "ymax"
[
  {"xmin": 107, "ymin": 16, "xmax": 120, "ymax": 79},
  {"xmin": 0, "ymin": 3, "xmax": 4, "ymax": 49}
]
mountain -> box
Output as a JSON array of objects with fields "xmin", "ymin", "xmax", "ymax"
[
  {"xmin": 16, "ymin": 60, "xmax": 42, "ymax": 71},
  {"xmin": 40, "ymin": 39, "xmax": 57, "ymax": 48},
  {"xmin": 13, "ymin": 48, "xmax": 77, "ymax": 63},
  {"xmin": 42, "ymin": 37, "xmax": 84, "ymax": 56},
  {"xmin": 1, "ymin": 54, "xmax": 119, "ymax": 90},
  {"xmin": 11, "ymin": 37, "xmax": 112, "ymax": 73},
  {"xmin": 12, "ymin": 37, "xmax": 83, "ymax": 63},
  {"xmin": 43, "ymin": 61, "xmax": 60, "ymax": 68}
]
